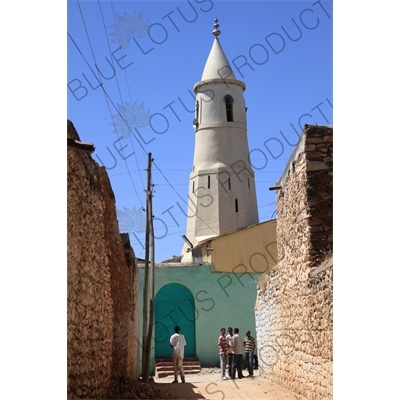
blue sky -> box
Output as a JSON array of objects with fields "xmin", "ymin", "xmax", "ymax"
[
  {"xmin": 68, "ymin": 0, "xmax": 333, "ymax": 262},
  {"xmin": 3, "ymin": 1, "xmax": 400, "ymax": 397}
]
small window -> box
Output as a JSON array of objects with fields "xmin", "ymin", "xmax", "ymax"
[
  {"xmin": 193, "ymin": 101, "xmax": 199, "ymax": 130},
  {"xmin": 192, "ymin": 181, "xmax": 195, "ymax": 193},
  {"xmin": 235, "ymin": 199, "xmax": 238, "ymax": 213},
  {"xmin": 228, "ymin": 178, "xmax": 231, "ymax": 190},
  {"xmin": 208, "ymin": 175, "xmax": 210, "ymax": 189},
  {"xmin": 248, "ymin": 178, "xmax": 250, "ymax": 188},
  {"xmin": 224, "ymin": 95, "xmax": 234, "ymax": 122}
]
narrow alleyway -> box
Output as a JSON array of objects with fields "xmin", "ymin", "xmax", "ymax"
[{"xmin": 137, "ymin": 368, "xmax": 306, "ymax": 400}]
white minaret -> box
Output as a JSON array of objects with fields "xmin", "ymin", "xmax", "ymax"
[{"xmin": 181, "ymin": 19, "xmax": 259, "ymax": 261}]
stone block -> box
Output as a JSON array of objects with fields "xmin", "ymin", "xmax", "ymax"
[
  {"xmin": 305, "ymin": 144, "xmax": 317, "ymax": 151},
  {"xmin": 306, "ymin": 161, "xmax": 329, "ymax": 171},
  {"xmin": 306, "ymin": 137, "xmax": 323, "ymax": 144}
]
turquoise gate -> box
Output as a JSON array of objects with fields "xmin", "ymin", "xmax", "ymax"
[{"xmin": 154, "ymin": 283, "xmax": 196, "ymax": 358}]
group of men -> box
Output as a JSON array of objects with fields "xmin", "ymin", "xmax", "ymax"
[
  {"xmin": 169, "ymin": 325, "xmax": 256, "ymax": 384},
  {"xmin": 218, "ymin": 327, "xmax": 256, "ymax": 380}
]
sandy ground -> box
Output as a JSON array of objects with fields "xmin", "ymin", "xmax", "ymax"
[{"xmin": 153, "ymin": 368, "xmax": 305, "ymax": 400}]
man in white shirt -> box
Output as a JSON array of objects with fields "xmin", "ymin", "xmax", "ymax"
[
  {"xmin": 230, "ymin": 327, "xmax": 244, "ymax": 379},
  {"xmin": 226, "ymin": 327, "xmax": 234, "ymax": 378},
  {"xmin": 170, "ymin": 325, "xmax": 186, "ymax": 383}
]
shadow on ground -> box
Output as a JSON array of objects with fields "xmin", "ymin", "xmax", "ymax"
[{"xmin": 155, "ymin": 382, "xmax": 206, "ymax": 399}]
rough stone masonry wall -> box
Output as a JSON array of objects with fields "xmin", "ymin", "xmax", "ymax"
[
  {"xmin": 67, "ymin": 120, "xmax": 138, "ymax": 399},
  {"xmin": 255, "ymin": 125, "xmax": 333, "ymax": 400}
]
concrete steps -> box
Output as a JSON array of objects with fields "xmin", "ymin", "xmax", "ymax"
[{"xmin": 155, "ymin": 357, "xmax": 201, "ymax": 378}]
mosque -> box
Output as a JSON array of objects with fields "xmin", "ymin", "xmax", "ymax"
[{"xmin": 137, "ymin": 19, "xmax": 277, "ymax": 372}]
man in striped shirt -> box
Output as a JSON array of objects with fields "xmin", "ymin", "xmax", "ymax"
[
  {"xmin": 243, "ymin": 330, "xmax": 256, "ymax": 377},
  {"xmin": 218, "ymin": 328, "xmax": 229, "ymax": 380}
]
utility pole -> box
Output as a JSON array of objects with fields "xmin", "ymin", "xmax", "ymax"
[
  {"xmin": 145, "ymin": 156, "xmax": 155, "ymax": 384},
  {"xmin": 142, "ymin": 152, "xmax": 153, "ymax": 383}
]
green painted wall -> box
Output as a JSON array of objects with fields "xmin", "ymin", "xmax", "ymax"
[{"xmin": 138, "ymin": 264, "xmax": 260, "ymax": 373}]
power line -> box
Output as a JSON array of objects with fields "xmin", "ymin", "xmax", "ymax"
[
  {"xmin": 73, "ymin": 0, "xmax": 145, "ymax": 208},
  {"xmin": 98, "ymin": 0, "xmax": 146, "ymax": 192},
  {"xmin": 74, "ymin": 0, "xmax": 144, "ymax": 209},
  {"xmin": 69, "ymin": 5, "xmax": 307, "ymax": 256}
]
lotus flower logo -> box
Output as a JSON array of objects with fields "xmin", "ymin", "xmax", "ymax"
[
  {"xmin": 110, "ymin": 11, "xmax": 149, "ymax": 49},
  {"xmin": 117, "ymin": 205, "xmax": 146, "ymax": 234},
  {"xmin": 111, "ymin": 101, "xmax": 151, "ymax": 140}
]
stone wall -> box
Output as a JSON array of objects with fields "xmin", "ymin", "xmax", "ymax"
[
  {"xmin": 67, "ymin": 120, "xmax": 139, "ymax": 399},
  {"xmin": 255, "ymin": 125, "xmax": 333, "ymax": 400}
]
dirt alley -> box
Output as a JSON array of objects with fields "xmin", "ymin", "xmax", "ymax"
[{"xmin": 152, "ymin": 367, "xmax": 306, "ymax": 400}]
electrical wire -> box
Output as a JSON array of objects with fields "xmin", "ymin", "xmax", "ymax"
[
  {"xmin": 69, "ymin": 4, "xmax": 331, "ymax": 262},
  {"xmin": 72, "ymin": 1, "xmax": 145, "ymax": 208},
  {"xmin": 98, "ymin": 0, "xmax": 146, "ymax": 192}
]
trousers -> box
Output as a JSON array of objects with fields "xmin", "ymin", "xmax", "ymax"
[
  {"xmin": 219, "ymin": 353, "xmax": 227, "ymax": 378},
  {"xmin": 172, "ymin": 356, "xmax": 185, "ymax": 382},
  {"xmin": 245, "ymin": 351, "xmax": 254, "ymax": 375},
  {"xmin": 231, "ymin": 354, "xmax": 244, "ymax": 379}
]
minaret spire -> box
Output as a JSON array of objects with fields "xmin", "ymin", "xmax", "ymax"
[
  {"xmin": 212, "ymin": 17, "xmax": 220, "ymax": 37},
  {"xmin": 181, "ymin": 19, "xmax": 259, "ymax": 261}
]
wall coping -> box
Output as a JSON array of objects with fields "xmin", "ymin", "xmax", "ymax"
[
  {"xmin": 277, "ymin": 124, "xmax": 332, "ymax": 191},
  {"xmin": 136, "ymin": 262, "xmax": 210, "ymax": 268}
]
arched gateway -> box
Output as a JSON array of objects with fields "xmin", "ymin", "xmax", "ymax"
[{"xmin": 154, "ymin": 283, "xmax": 196, "ymax": 358}]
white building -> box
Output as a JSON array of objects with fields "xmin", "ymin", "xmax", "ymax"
[{"xmin": 181, "ymin": 19, "xmax": 259, "ymax": 261}]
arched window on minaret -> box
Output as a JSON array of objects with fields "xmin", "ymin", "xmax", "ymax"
[{"xmin": 224, "ymin": 95, "xmax": 234, "ymax": 122}]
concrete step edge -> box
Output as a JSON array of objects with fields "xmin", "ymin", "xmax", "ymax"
[
  {"xmin": 157, "ymin": 370, "xmax": 202, "ymax": 378},
  {"xmin": 156, "ymin": 368, "xmax": 202, "ymax": 372},
  {"xmin": 156, "ymin": 362, "xmax": 201, "ymax": 367}
]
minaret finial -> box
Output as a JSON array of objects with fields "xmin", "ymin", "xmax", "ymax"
[{"xmin": 212, "ymin": 18, "xmax": 220, "ymax": 37}]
